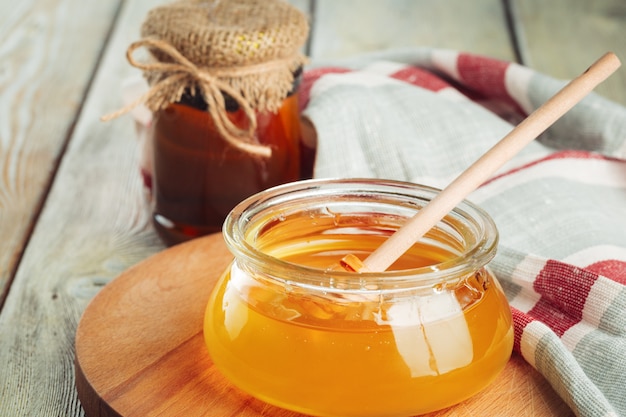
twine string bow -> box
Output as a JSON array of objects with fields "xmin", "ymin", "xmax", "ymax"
[{"xmin": 102, "ymin": 38, "xmax": 272, "ymax": 157}]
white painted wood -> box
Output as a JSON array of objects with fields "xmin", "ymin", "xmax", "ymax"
[
  {"xmin": 0, "ymin": 0, "xmax": 164, "ymax": 415},
  {"xmin": 511, "ymin": 0, "xmax": 626, "ymax": 105},
  {"xmin": 0, "ymin": 0, "xmax": 123, "ymax": 304},
  {"xmin": 309, "ymin": 0, "xmax": 517, "ymax": 61}
]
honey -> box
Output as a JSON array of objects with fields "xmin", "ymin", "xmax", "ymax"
[
  {"xmin": 118, "ymin": 0, "xmax": 310, "ymax": 246},
  {"xmin": 152, "ymin": 89, "xmax": 304, "ymax": 245},
  {"xmin": 204, "ymin": 179, "xmax": 514, "ymax": 416}
]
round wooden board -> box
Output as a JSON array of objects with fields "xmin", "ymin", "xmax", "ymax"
[{"xmin": 75, "ymin": 233, "xmax": 573, "ymax": 417}]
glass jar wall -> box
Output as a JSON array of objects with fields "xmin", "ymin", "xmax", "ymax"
[{"xmin": 204, "ymin": 179, "xmax": 513, "ymax": 417}]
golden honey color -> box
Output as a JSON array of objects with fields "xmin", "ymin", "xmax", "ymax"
[{"xmin": 204, "ymin": 226, "xmax": 513, "ymax": 416}]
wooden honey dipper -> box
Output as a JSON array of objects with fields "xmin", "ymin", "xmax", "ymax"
[{"xmin": 340, "ymin": 52, "xmax": 621, "ymax": 273}]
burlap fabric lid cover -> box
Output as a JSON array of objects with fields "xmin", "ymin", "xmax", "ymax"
[
  {"xmin": 115, "ymin": 0, "xmax": 309, "ymax": 156},
  {"xmin": 141, "ymin": 0, "xmax": 308, "ymax": 110}
]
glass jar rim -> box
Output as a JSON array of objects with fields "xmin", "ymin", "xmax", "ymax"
[{"xmin": 222, "ymin": 178, "xmax": 499, "ymax": 290}]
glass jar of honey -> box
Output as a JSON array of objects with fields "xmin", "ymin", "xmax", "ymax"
[
  {"xmin": 204, "ymin": 178, "xmax": 514, "ymax": 417},
  {"xmin": 117, "ymin": 0, "xmax": 310, "ymax": 245},
  {"xmin": 151, "ymin": 74, "xmax": 304, "ymax": 245}
]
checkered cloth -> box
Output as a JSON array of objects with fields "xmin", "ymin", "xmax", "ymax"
[{"xmin": 301, "ymin": 48, "xmax": 626, "ymax": 417}]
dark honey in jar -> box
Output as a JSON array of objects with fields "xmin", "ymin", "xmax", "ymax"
[
  {"xmin": 121, "ymin": 0, "xmax": 310, "ymax": 245},
  {"xmin": 151, "ymin": 79, "xmax": 304, "ymax": 244}
]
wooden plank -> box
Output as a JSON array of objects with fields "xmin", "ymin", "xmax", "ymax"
[
  {"xmin": 0, "ymin": 0, "xmax": 122, "ymax": 306},
  {"xmin": 0, "ymin": 0, "xmax": 166, "ymax": 415},
  {"xmin": 510, "ymin": 0, "xmax": 626, "ymax": 105},
  {"xmin": 309, "ymin": 0, "xmax": 517, "ymax": 61}
]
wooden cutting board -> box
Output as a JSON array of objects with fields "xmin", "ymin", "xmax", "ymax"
[{"xmin": 74, "ymin": 233, "xmax": 573, "ymax": 417}]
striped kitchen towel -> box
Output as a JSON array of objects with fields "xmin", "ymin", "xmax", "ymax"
[{"xmin": 301, "ymin": 48, "xmax": 626, "ymax": 417}]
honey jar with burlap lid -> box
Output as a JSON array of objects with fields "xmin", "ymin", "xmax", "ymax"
[{"xmin": 108, "ymin": 0, "xmax": 310, "ymax": 246}]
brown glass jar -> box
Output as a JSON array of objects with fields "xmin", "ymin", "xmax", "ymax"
[{"xmin": 152, "ymin": 79, "xmax": 305, "ymax": 245}]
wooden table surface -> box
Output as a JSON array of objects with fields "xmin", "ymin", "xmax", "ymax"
[{"xmin": 1, "ymin": 1, "xmax": 624, "ymax": 416}]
